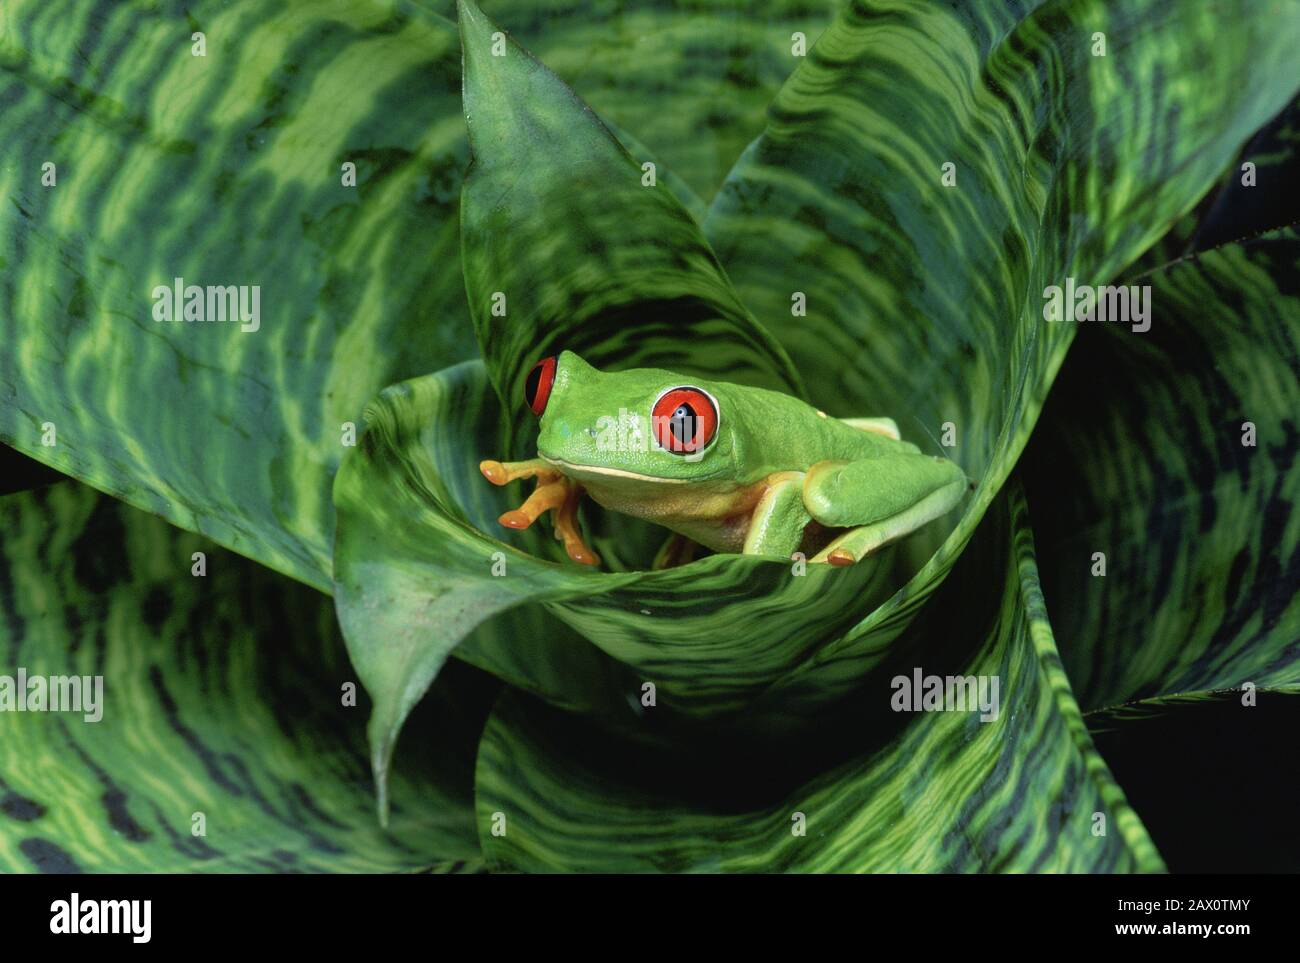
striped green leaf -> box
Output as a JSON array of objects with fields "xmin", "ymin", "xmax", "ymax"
[
  {"xmin": 1182, "ymin": 95, "xmax": 1300, "ymax": 253},
  {"xmin": 457, "ymin": 0, "xmax": 802, "ymax": 415},
  {"xmin": 1023, "ymin": 227, "xmax": 1300, "ymax": 713},
  {"xmin": 473, "ymin": 486, "xmax": 1163, "ymax": 872},
  {"xmin": 0, "ymin": 0, "xmax": 805, "ymax": 592},
  {"xmin": 1085, "ymin": 688, "xmax": 1300, "ymax": 730},
  {"xmin": 702, "ymin": 0, "xmax": 1300, "ymax": 599},
  {"xmin": 0, "ymin": 481, "xmax": 496, "ymax": 872},
  {"xmin": 474, "ymin": 0, "xmax": 836, "ymax": 202},
  {"xmin": 0, "ymin": 0, "xmax": 476, "ymax": 592},
  {"xmin": 1130, "ymin": 94, "xmax": 1300, "ymax": 274},
  {"xmin": 10, "ymin": 0, "xmax": 1294, "ymax": 872}
]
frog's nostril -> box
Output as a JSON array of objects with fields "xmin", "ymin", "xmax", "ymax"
[{"xmin": 585, "ymin": 427, "xmax": 598, "ymax": 438}]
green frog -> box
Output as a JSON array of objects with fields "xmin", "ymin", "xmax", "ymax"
[{"xmin": 481, "ymin": 351, "xmax": 968, "ymax": 568}]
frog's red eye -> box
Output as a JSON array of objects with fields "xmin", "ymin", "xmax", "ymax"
[
  {"xmin": 652, "ymin": 387, "xmax": 718, "ymax": 455},
  {"xmin": 524, "ymin": 356, "xmax": 556, "ymax": 416}
]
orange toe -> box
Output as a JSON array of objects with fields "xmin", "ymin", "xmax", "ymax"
[
  {"xmin": 480, "ymin": 460, "xmax": 509, "ymax": 485},
  {"xmin": 565, "ymin": 541, "xmax": 600, "ymax": 566},
  {"xmin": 498, "ymin": 510, "xmax": 533, "ymax": 529},
  {"xmin": 827, "ymin": 548, "xmax": 856, "ymax": 567}
]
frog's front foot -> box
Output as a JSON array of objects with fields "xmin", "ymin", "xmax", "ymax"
[{"xmin": 479, "ymin": 458, "xmax": 601, "ymax": 566}]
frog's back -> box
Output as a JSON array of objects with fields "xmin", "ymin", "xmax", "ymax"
[{"xmin": 722, "ymin": 381, "xmax": 917, "ymax": 477}]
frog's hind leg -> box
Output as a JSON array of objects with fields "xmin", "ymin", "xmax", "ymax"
[
  {"xmin": 803, "ymin": 456, "xmax": 967, "ymax": 566},
  {"xmin": 839, "ymin": 417, "xmax": 901, "ymax": 441},
  {"xmin": 652, "ymin": 532, "xmax": 700, "ymax": 570},
  {"xmin": 551, "ymin": 483, "xmax": 600, "ymax": 566}
]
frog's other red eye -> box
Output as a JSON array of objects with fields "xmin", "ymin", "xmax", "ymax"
[
  {"xmin": 524, "ymin": 356, "xmax": 556, "ymax": 416},
  {"xmin": 652, "ymin": 387, "xmax": 718, "ymax": 455}
]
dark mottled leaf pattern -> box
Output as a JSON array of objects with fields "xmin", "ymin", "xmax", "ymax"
[
  {"xmin": 703, "ymin": 0, "xmax": 1300, "ymax": 632},
  {"xmin": 0, "ymin": 0, "xmax": 1296, "ymax": 874},
  {"xmin": 468, "ymin": 0, "xmax": 837, "ymax": 202},
  {"xmin": 474, "ymin": 487, "xmax": 1163, "ymax": 872},
  {"xmin": 1024, "ymin": 228, "xmax": 1300, "ymax": 712},
  {"xmin": 457, "ymin": 0, "xmax": 802, "ymax": 418},
  {"xmin": 1131, "ymin": 94, "xmax": 1300, "ymax": 273},
  {"xmin": 0, "ymin": 482, "xmax": 497, "ymax": 872},
  {"xmin": 0, "ymin": 0, "xmax": 477, "ymax": 590},
  {"xmin": 0, "ymin": 0, "xmax": 814, "ymax": 589}
]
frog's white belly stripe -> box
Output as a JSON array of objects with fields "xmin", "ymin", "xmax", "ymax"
[{"xmin": 540, "ymin": 456, "xmax": 690, "ymax": 483}]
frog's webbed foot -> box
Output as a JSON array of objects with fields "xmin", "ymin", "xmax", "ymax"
[
  {"xmin": 652, "ymin": 531, "xmax": 700, "ymax": 570},
  {"xmin": 479, "ymin": 459, "xmax": 601, "ymax": 566}
]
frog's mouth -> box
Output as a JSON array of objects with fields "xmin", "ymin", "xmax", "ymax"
[{"xmin": 539, "ymin": 454, "xmax": 689, "ymax": 484}]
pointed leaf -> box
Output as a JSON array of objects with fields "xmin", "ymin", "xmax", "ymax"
[
  {"xmin": 486, "ymin": 0, "xmax": 834, "ymax": 200},
  {"xmin": 456, "ymin": 0, "xmax": 801, "ymax": 409}
]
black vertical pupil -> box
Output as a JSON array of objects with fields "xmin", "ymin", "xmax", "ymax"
[
  {"xmin": 669, "ymin": 403, "xmax": 697, "ymax": 443},
  {"xmin": 524, "ymin": 364, "xmax": 543, "ymax": 406}
]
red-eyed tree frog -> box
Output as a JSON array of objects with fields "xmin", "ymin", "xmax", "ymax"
[{"xmin": 481, "ymin": 351, "xmax": 969, "ymax": 568}]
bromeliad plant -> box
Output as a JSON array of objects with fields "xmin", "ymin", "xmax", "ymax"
[{"xmin": 0, "ymin": 0, "xmax": 1298, "ymax": 873}]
